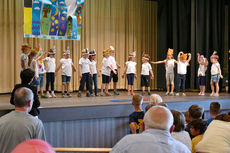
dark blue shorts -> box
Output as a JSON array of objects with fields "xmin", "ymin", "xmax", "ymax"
[
  {"xmin": 127, "ymin": 73, "xmax": 135, "ymax": 85},
  {"xmin": 141, "ymin": 75, "xmax": 150, "ymax": 87},
  {"xmin": 198, "ymin": 76, "xmax": 206, "ymax": 86},
  {"xmin": 62, "ymin": 75, "xmax": 71, "ymax": 83},
  {"xmin": 102, "ymin": 74, "xmax": 110, "ymax": 84},
  {"xmin": 110, "ymin": 69, "xmax": 118, "ymax": 83}
]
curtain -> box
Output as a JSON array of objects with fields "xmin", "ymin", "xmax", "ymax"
[
  {"xmin": 157, "ymin": 0, "xmax": 228, "ymax": 90},
  {"xmin": 0, "ymin": 0, "xmax": 157, "ymax": 93}
]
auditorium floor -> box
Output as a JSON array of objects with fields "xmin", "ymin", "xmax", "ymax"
[{"xmin": 0, "ymin": 91, "xmax": 230, "ymax": 111}]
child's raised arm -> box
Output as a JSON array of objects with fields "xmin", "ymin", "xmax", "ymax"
[
  {"xmin": 197, "ymin": 53, "xmax": 201, "ymax": 64},
  {"xmin": 177, "ymin": 51, "xmax": 183, "ymax": 62},
  {"xmin": 151, "ymin": 60, "xmax": 166, "ymax": 65},
  {"xmin": 187, "ymin": 53, "xmax": 192, "ymax": 63}
]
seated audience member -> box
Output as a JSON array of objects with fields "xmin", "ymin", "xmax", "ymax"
[
  {"xmin": 145, "ymin": 94, "xmax": 164, "ymax": 112},
  {"xmin": 129, "ymin": 95, "xmax": 145, "ymax": 134},
  {"xmin": 190, "ymin": 119, "xmax": 207, "ymax": 153},
  {"xmin": 0, "ymin": 87, "xmax": 46, "ymax": 153},
  {"xmin": 185, "ymin": 104, "xmax": 204, "ymax": 139},
  {"xmin": 111, "ymin": 106, "xmax": 190, "ymax": 153},
  {"xmin": 196, "ymin": 113, "xmax": 230, "ymax": 153},
  {"xmin": 207, "ymin": 102, "xmax": 221, "ymax": 126},
  {"xmin": 171, "ymin": 110, "xmax": 192, "ymax": 151},
  {"xmin": 11, "ymin": 139, "xmax": 55, "ymax": 153},
  {"xmin": 184, "ymin": 110, "xmax": 191, "ymax": 125},
  {"xmin": 10, "ymin": 69, "xmax": 40, "ymax": 116}
]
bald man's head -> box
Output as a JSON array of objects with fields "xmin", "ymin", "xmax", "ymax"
[
  {"xmin": 14, "ymin": 87, "xmax": 33, "ymax": 108},
  {"xmin": 144, "ymin": 106, "xmax": 174, "ymax": 131}
]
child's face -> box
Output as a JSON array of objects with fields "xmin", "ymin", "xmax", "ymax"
[
  {"xmin": 23, "ymin": 48, "xmax": 30, "ymax": 54},
  {"xmin": 167, "ymin": 54, "xmax": 172, "ymax": 59},
  {"xmin": 65, "ymin": 54, "xmax": 70, "ymax": 59},
  {"xmin": 91, "ymin": 55, "xmax": 96, "ymax": 60},
  {"xmin": 142, "ymin": 57, "xmax": 147, "ymax": 63},
  {"xmin": 211, "ymin": 58, "xmax": 217, "ymax": 63},
  {"xmin": 131, "ymin": 56, "xmax": 135, "ymax": 61},
  {"xmin": 110, "ymin": 51, "xmax": 115, "ymax": 56},
  {"xmin": 83, "ymin": 54, "xmax": 89, "ymax": 58},
  {"xmin": 181, "ymin": 59, "xmax": 187, "ymax": 63},
  {"xmin": 49, "ymin": 54, "xmax": 55, "ymax": 58},
  {"xmin": 105, "ymin": 53, "xmax": 110, "ymax": 58},
  {"xmin": 190, "ymin": 126, "xmax": 199, "ymax": 136}
]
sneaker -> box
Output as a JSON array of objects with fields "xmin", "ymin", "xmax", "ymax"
[
  {"xmin": 200, "ymin": 93, "xmax": 205, "ymax": 96},
  {"xmin": 142, "ymin": 92, "xmax": 145, "ymax": 96},
  {"xmin": 51, "ymin": 93, "xmax": 56, "ymax": 98},
  {"xmin": 175, "ymin": 93, "xmax": 180, "ymax": 96},
  {"xmin": 78, "ymin": 93, "xmax": 82, "ymax": 97},
  {"xmin": 46, "ymin": 93, "xmax": 52, "ymax": 98},
  {"xmin": 86, "ymin": 93, "xmax": 91, "ymax": 97},
  {"xmin": 198, "ymin": 92, "xmax": 202, "ymax": 95},
  {"xmin": 148, "ymin": 92, "xmax": 151, "ymax": 96},
  {"xmin": 62, "ymin": 93, "xmax": 65, "ymax": 98},
  {"xmin": 67, "ymin": 93, "xmax": 72, "ymax": 98},
  {"xmin": 169, "ymin": 92, "xmax": 174, "ymax": 96},
  {"xmin": 210, "ymin": 93, "xmax": 215, "ymax": 96},
  {"xmin": 114, "ymin": 91, "xmax": 119, "ymax": 95},
  {"xmin": 182, "ymin": 93, "xmax": 186, "ymax": 96},
  {"xmin": 90, "ymin": 94, "xmax": 94, "ymax": 97},
  {"xmin": 165, "ymin": 92, "xmax": 169, "ymax": 96},
  {"xmin": 105, "ymin": 92, "xmax": 111, "ymax": 96},
  {"xmin": 214, "ymin": 93, "xmax": 219, "ymax": 97},
  {"xmin": 95, "ymin": 94, "xmax": 99, "ymax": 96}
]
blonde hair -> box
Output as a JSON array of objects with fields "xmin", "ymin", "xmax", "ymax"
[
  {"xmin": 132, "ymin": 95, "xmax": 143, "ymax": 106},
  {"xmin": 149, "ymin": 94, "xmax": 163, "ymax": 105}
]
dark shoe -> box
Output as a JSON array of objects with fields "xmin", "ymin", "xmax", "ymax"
[
  {"xmin": 142, "ymin": 92, "xmax": 145, "ymax": 96},
  {"xmin": 114, "ymin": 91, "xmax": 119, "ymax": 95},
  {"xmin": 78, "ymin": 93, "xmax": 82, "ymax": 97},
  {"xmin": 67, "ymin": 93, "xmax": 72, "ymax": 98},
  {"xmin": 62, "ymin": 93, "xmax": 65, "ymax": 98},
  {"xmin": 86, "ymin": 93, "xmax": 91, "ymax": 97},
  {"xmin": 95, "ymin": 93, "xmax": 99, "ymax": 96},
  {"xmin": 148, "ymin": 92, "xmax": 151, "ymax": 96}
]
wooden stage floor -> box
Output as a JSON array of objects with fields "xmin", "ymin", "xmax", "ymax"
[{"xmin": 0, "ymin": 91, "xmax": 230, "ymax": 111}]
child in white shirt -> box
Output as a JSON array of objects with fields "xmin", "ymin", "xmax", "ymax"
[
  {"xmin": 109, "ymin": 46, "xmax": 121, "ymax": 95},
  {"xmin": 89, "ymin": 49, "xmax": 99, "ymax": 96},
  {"xmin": 151, "ymin": 48, "xmax": 177, "ymax": 95},
  {"xmin": 176, "ymin": 51, "xmax": 191, "ymax": 96},
  {"xmin": 122, "ymin": 52, "xmax": 137, "ymax": 95},
  {"xmin": 44, "ymin": 48, "xmax": 56, "ymax": 98},
  {"xmin": 141, "ymin": 54, "xmax": 154, "ymax": 96},
  {"xmin": 197, "ymin": 53, "xmax": 208, "ymax": 96},
  {"xmin": 78, "ymin": 48, "xmax": 92, "ymax": 97},
  {"xmin": 210, "ymin": 52, "xmax": 223, "ymax": 97},
  {"xmin": 56, "ymin": 49, "xmax": 76, "ymax": 98},
  {"xmin": 101, "ymin": 49, "xmax": 116, "ymax": 96}
]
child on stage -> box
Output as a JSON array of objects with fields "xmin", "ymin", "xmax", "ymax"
[
  {"xmin": 78, "ymin": 48, "xmax": 92, "ymax": 97},
  {"xmin": 109, "ymin": 47, "xmax": 121, "ymax": 95},
  {"xmin": 20, "ymin": 44, "xmax": 31, "ymax": 81},
  {"xmin": 44, "ymin": 48, "xmax": 56, "ymax": 98},
  {"xmin": 151, "ymin": 48, "xmax": 177, "ymax": 95},
  {"xmin": 141, "ymin": 54, "xmax": 154, "ymax": 96},
  {"xmin": 176, "ymin": 51, "xmax": 191, "ymax": 96},
  {"xmin": 197, "ymin": 53, "xmax": 208, "ymax": 96},
  {"xmin": 101, "ymin": 47, "xmax": 116, "ymax": 96},
  {"xmin": 210, "ymin": 51, "xmax": 223, "ymax": 97},
  {"xmin": 89, "ymin": 49, "xmax": 99, "ymax": 96},
  {"xmin": 122, "ymin": 52, "xmax": 137, "ymax": 95},
  {"xmin": 56, "ymin": 49, "xmax": 76, "ymax": 98}
]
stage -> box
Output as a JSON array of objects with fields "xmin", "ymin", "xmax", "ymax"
[{"xmin": 0, "ymin": 91, "xmax": 230, "ymax": 149}]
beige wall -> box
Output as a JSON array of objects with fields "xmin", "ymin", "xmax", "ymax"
[{"xmin": 0, "ymin": 0, "xmax": 157, "ymax": 93}]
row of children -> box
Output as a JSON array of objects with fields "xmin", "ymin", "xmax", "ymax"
[
  {"xmin": 151, "ymin": 49, "xmax": 223, "ymax": 97},
  {"xmin": 128, "ymin": 94, "xmax": 222, "ymax": 153}
]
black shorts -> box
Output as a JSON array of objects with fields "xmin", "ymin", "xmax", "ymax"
[
  {"xmin": 110, "ymin": 69, "xmax": 118, "ymax": 83},
  {"xmin": 198, "ymin": 76, "xmax": 206, "ymax": 86},
  {"xmin": 141, "ymin": 75, "xmax": 150, "ymax": 87},
  {"xmin": 127, "ymin": 73, "xmax": 135, "ymax": 85},
  {"xmin": 102, "ymin": 74, "xmax": 110, "ymax": 83}
]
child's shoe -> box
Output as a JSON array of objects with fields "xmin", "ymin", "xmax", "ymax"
[
  {"xmin": 141, "ymin": 92, "xmax": 145, "ymax": 96},
  {"xmin": 46, "ymin": 92, "xmax": 52, "ymax": 98},
  {"xmin": 86, "ymin": 93, "xmax": 91, "ymax": 97},
  {"xmin": 165, "ymin": 92, "xmax": 169, "ymax": 96},
  {"xmin": 95, "ymin": 93, "xmax": 99, "ymax": 96},
  {"xmin": 114, "ymin": 91, "xmax": 119, "ymax": 95},
  {"xmin": 67, "ymin": 93, "xmax": 72, "ymax": 98},
  {"xmin": 175, "ymin": 93, "xmax": 180, "ymax": 96},
  {"xmin": 148, "ymin": 92, "xmax": 151, "ymax": 96},
  {"xmin": 182, "ymin": 93, "xmax": 186, "ymax": 96},
  {"xmin": 62, "ymin": 93, "xmax": 65, "ymax": 98},
  {"xmin": 200, "ymin": 93, "xmax": 205, "ymax": 96},
  {"xmin": 78, "ymin": 93, "xmax": 82, "ymax": 97},
  {"xmin": 51, "ymin": 93, "xmax": 56, "ymax": 98},
  {"xmin": 210, "ymin": 92, "xmax": 215, "ymax": 96},
  {"xmin": 214, "ymin": 93, "xmax": 219, "ymax": 97},
  {"xmin": 169, "ymin": 92, "xmax": 174, "ymax": 96}
]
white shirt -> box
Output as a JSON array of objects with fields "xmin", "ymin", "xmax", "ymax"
[
  {"xmin": 109, "ymin": 56, "xmax": 117, "ymax": 69},
  {"xmin": 211, "ymin": 62, "xmax": 220, "ymax": 75},
  {"xmin": 126, "ymin": 61, "xmax": 136, "ymax": 74},
  {"xmin": 196, "ymin": 120, "xmax": 230, "ymax": 153},
  {"xmin": 38, "ymin": 60, "xmax": 46, "ymax": 74},
  {"xmin": 60, "ymin": 58, "xmax": 73, "ymax": 76},
  {"xmin": 45, "ymin": 57, "xmax": 56, "ymax": 73},
  {"xmin": 165, "ymin": 59, "xmax": 175, "ymax": 73},
  {"xmin": 172, "ymin": 131, "xmax": 192, "ymax": 151},
  {"xmin": 177, "ymin": 61, "xmax": 188, "ymax": 75},
  {"xmin": 79, "ymin": 57, "xmax": 91, "ymax": 74},
  {"xmin": 101, "ymin": 57, "xmax": 112, "ymax": 76},
  {"xmin": 198, "ymin": 64, "xmax": 207, "ymax": 76},
  {"xmin": 90, "ymin": 60, "xmax": 97, "ymax": 74},
  {"xmin": 141, "ymin": 62, "xmax": 152, "ymax": 75}
]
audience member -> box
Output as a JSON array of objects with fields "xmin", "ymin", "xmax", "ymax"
[
  {"xmin": 111, "ymin": 106, "xmax": 190, "ymax": 153},
  {"xmin": 0, "ymin": 87, "xmax": 46, "ymax": 153},
  {"xmin": 11, "ymin": 139, "xmax": 55, "ymax": 153},
  {"xmin": 158, "ymin": 102, "xmax": 168, "ymax": 108},
  {"xmin": 184, "ymin": 110, "xmax": 190, "ymax": 125},
  {"xmin": 207, "ymin": 102, "xmax": 221, "ymax": 126},
  {"xmin": 149, "ymin": 94, "xmax": 163, "ymax": 105},
  {"xmin": 10, "ymin": 69, "xmax": 40, "ymax": 116},
  {"xmin": 190, "ymin": 119, "xmax": 207, "ymax": 153},
  {"xmin": 196, "ymin": 112, "xmax": 230, "ymax": 153},
  {"xmin": 185, "ymin": 104, "xmax": 204, "ymax": 139},
  {"xmin": 129, "ymin": 95, "xmax": 145, "ymax": 134},
  {"xmin": 171, "ymin": 110, "xmax": 192, "ymax": 151}
]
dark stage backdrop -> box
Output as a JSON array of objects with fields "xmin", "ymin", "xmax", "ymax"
[{"xmin": 157, "ymin": 0, "xmax": 229, "ymax": 91}]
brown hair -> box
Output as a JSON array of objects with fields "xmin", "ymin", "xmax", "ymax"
[
  {"xmin": 189, "ymin": 105, "xmax": 204, "ymax": 119},
  {"xmin": 171, "ymin": 110, "xmax": 185, "ymax": 132},
  {"xmin": 28, "ymin": 51, "xmax": 37, "ymax": 67},
  {"xmin": 190, "ymin": 119, "xmax": 207, "ymax": 135},
  {"xmin": 158, "ymin": 102, "xmax": 168, "ymax": 108},
  {"xmin": 215, "ymin": 112, "xmax": 230, "ymax": 122},
  {"xmin": 132, "ymin": 95, "xmax": 143, "ymax": 106},
  {"xmin": 145, "ymin": 104, "xmax": 153, "ymax": 112},
  {"xmin": 210, "ymin": 102, "xmax": 221, "ymax": 115}
]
